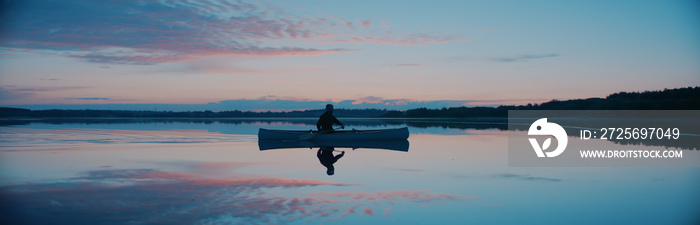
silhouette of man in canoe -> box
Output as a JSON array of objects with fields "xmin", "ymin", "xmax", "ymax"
[
  {"xmin": 317, "ymin": 146, "xmax": 344, "ymax": 176},
  {"xmin": 317, "ymin": 104, "xmax": 344, "ymax": 132}
]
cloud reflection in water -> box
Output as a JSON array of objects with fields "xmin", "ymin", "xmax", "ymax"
[{"xmin": 1, "ymin": 168, "xmax": 472, "ymax": 224}]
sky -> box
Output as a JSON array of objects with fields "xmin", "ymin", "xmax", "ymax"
[{"xmin": 1, "ymin": 0, "xmax": 699, "ymax": 111}]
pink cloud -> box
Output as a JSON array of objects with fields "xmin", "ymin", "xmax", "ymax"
[
  {"xmin": 75, "ymin": 169, "xmax": 357, "ymax": 189},
  {"xmin": 189, "ymin": 177, "xmax": 356, "ymax": 189},
  {"xmin": 128, "ymin": 171, "xmax": 202, "ymax": 180},
  {"xmin": 190, "ymin": 161, "xmax": 263, "ymax": 170},
  {"xmin": 335, "ymin": 18, "xmax": 354, "ymax": 29},
  {"xmin": 6, "ymin": 170, "xmax": 360, "ymax": 223},
  {"xmin": 67, "ymin": 53, "xmax": 195, "ymax": 65},
  {"xmin": 363, "ymin": 207, "xmax": 375, "ymax": 216},
  {"xmin": 383, "ymin": 207, "xmax": 393, "ymax": 217},
  {"xmin": 2, "ymin": 1, "xmax": 466, "ymax": 65},
  {"xmin": 0, "ymin": 167, "xmax": 479, "ymax": 224},
  {"xmin": 311, "ymin": 190, "xmax": 474, "ymax": 203},
  {"xmin": 392, "ymin": 99, "xmax": 414, "ymax": 105},
  {"xmin": 218, "ymin": 47, "xmax": 352, "ymax": 56},
  {"xmin": 312, "ymin": 34, "xmax": 472, "ymax": 46},
  {"xmin": 8, "ymin": 170, "xmax": 367, "ymax": 223},
  {"xmin": 311, "ymin": 192, "xmax": 368, "ymax": 199},
  {"xmin": 186, "ymin": 64, "xmax": 260, "ymax": 74},
  {"xmin": 349, "ymin": 96, "xmax": 420, "ymax": 106},
  {"xmin": 352, "ymin": 96, "xmax": 384, "ymax": 104},
  {"xmin": 361, "ymin": 19, "xmax": 373, "ymax": 28},
  {"xmin": 2, "ymin": 1, "xmax": 352, "ymax": 64},
  {"xmin": 259, "ymin": 95, "xmax": 313, "ymax": 102}
]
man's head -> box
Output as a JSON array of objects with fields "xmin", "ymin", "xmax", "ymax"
[
  {"xmin": 325, "ymin": 104, "xmax": 334, "ymax": 113},
  {"xmin": 326, "ymin": 166, "xmax": 335, "ymax": 176}
]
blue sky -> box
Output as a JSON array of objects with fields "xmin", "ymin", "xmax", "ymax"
[{"xmin": 1, "ymin": 0, "xmax": 698, "ymax": 111}]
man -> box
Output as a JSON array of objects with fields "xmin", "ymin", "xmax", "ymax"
[
  {"xmin": 317, "ymin": 147, "xmax": 344, "ymax": 176},
  {"xmin": 316, "ymin": 104, "xmax": 344, "ymax": 132}
]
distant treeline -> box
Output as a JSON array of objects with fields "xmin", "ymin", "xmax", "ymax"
[
  {"xmin": 0, "ymin": 108, "xmax": 391, "ymax": 118},
  {"xmin": 1, "ymin": 86, "xmax": 698, "ymax": 118},
  {"xmin": 402, "ymin": 86, "xmax": 700, "ymax": 117}
]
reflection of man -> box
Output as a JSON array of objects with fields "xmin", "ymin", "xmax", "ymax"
[
  {"xmin": 317, "ymin": 147, "xmax": 345, "ymax": 176},
  {"xmin": 317, "ymin": 104, "xmax": 344, "ymax": 132}
]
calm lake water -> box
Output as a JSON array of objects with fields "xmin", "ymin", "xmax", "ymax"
[{"xmin": 1, "ymin": 118, "xmax": 698, "ymax": 225}]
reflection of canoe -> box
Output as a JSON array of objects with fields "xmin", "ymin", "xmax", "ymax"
[
  {"xmin": 258, "ymin": 127, "xmax": 409, "ymax": 141},
  {"xmin": 258, "ymin": 139, "xmax": 409, "ymax": 152}
]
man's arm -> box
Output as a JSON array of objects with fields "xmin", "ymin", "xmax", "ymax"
[
  {"xmin": 334, "ymin": 151, "xmax": 345, "ymax": 160},
  {"xmin": 332, "ymin": 116, "xmax": 344, "ymax": 129}
]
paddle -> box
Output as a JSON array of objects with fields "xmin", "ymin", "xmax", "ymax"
[{"xmin": 298, "ymin": 126, "xmax": 344, "ymax": 141}]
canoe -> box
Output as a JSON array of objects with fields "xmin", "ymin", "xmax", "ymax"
[
  {"xmin": 258, "ymin": 127, "xmax": 409, "ymax": 141},
  {"xmin": 258, "ymin": 139, "xmax": 409, "ymax": 152}
]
